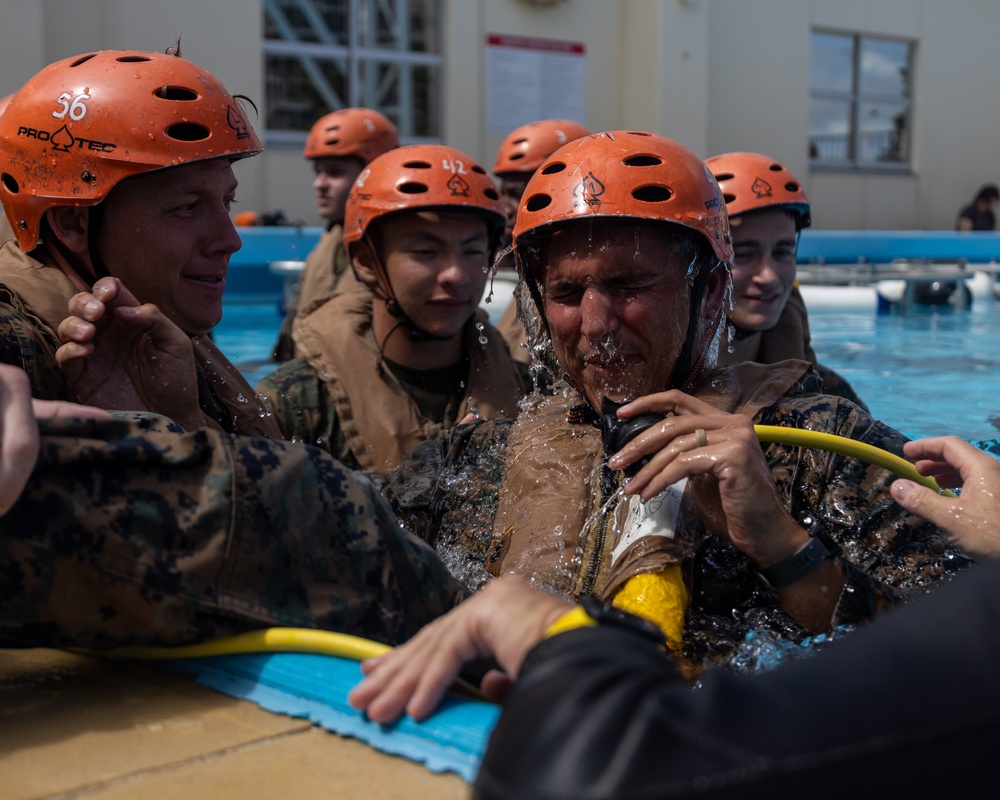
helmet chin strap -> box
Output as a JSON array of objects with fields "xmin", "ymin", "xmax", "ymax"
[
  {"xmin": 666, "ymin": 261, "xmax": 722, "ymax": 393},
  {"xmin": 41, "ymin": 206, "xmax": 110, "ymax": 290}
]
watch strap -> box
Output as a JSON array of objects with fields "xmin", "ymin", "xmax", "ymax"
[{"xmin": 756, "ymin": 524, "xmax": 842, "ymax": 589}]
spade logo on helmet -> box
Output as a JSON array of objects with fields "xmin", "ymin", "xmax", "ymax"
[
  {"xmin": 50, "ymin": 125, "xmax": 75, "ymax": 153},
  {"xmin": 574, "ymin": 172, "xmax": 606, "ymax": 207},
  {"xmin": 447, "ymin": 172, "xmax": 471, "ymax": 197},
  {"xmin": 227, "ymin": 105, "xmax": 250, "ymax": 140},
  {"xmin": 751, "ymin": 177, "xmax": 773, "ymax": 199}
]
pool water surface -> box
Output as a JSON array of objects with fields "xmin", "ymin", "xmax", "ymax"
[{"xmin": 214, "ymin": 290, "xmax": 1000, "ymax": 444}]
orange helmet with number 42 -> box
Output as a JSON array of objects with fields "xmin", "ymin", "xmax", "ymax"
[
  {"xmin": 0, "ymin": 50, "xmax": 262, "ymax": 251},
  {"xmin": 344, "ymin": 144, "xmax": 505, "ymax": 249}
]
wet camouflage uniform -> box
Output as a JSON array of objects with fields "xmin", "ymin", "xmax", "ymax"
[
  {"xmin": 719, "ymin": 285, "xmax": 869, "ymax": 411},
  {"xmin": 381, "ymin": 361, "xmax": 972, "ymax": 671},
  {"xmin": 0, "ymin": 416, "xmax": 462, "ymax": 650},
  {"xmin": 257, "ymin": 289, "xmax": 531, "ymax": 471}
]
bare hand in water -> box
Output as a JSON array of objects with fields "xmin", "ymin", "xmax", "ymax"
[
  {"xmin": 348, "ymin": 575, "xmax": 572, "ymax": 723},
  {"xmin": 892, "ymin": 436, "xmax": 1000, "ymax": 557}
]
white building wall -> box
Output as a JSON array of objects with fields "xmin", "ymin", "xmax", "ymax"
[{"xmin": 0, "ymin": 0, "xmax": 996, "ymax": 230}]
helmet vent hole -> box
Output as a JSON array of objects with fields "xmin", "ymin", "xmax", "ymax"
[
  {"xmin": 165, "ymin": 122, "xmax": 211, "ymax": 142},
  {"xmin": 768, "ymin": 163, "xmax": 784, "ymax": 171},
  {"xmin": 472, "ymin": 165, "xmax": 487, "ymax": 174},
  {"xmin": 723, "ymin": 193, "xmax": 737, "ymax": 204},
  {"xmin": 401, "ymin": 159, "xmax": 432, "ymax": 169},
  {"xmin": 623, "ymin": 155, "xmax": 662, "ymax": 167},
  {"xmin": 154, "ymin": 85, "xmax": 199, "ymax": 101},
  {"xmin": 632, "ymin": 185, "xmax": 672, "ymax": 203},
  {"xmin": 398, "ymin": 181, "xmax": 429, "ymax": 194},
  {"xmin": 116, "ymin": 55, "xmax": 152, "ymax": 63},
  {"xmin": 484, "ymin": 187, "xmax": 500, "ymax": 200},
  {"xmin": 540, "ymin": 162, "xmax": 566, "ymax": 175},
  {"xmin": 70, "ymin": 54, "xmax": 98, "ymax": 68},
  {"xmin": 512, "ymin": 137, "xmax": 529, "ymax": 145},
  {"xmin": 714, "ymin": 172, "xmax": 734, "ymax": 182},
  {"xmin": 509, "ymin": 153, "xmax": 525, "ymax": 162},
  {"xmin": 525, "ymin": 193, "xmax": 552, "ymax": 212},
  {"xmin": 2, "ymin": 173, "xmax": 18, "ymax": 194},
  {"xmin": 785, "ymin": 182, "xmax": 800, "ymax": 192}
]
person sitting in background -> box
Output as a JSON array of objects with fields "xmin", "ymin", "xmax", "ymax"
[
  {"xmin": 0, "ymin": 49, "xmax": 279, "ymax": 437},
  {"xmin": 955, "ymin": 183, "xmax": 999, "ymax": 231},
  {"xmin": 708, "ymin": 151, "xmax": 867, "ymax": 409},
  {"xmin": 256, "ymin": 145, "xmax": 530, "ymax": 471},
  {"xmin": 271, "ymin": 108, "xmax": 399, "ymax": 361},
  {"xmin": 350, "ymin": 435, "xmax": 1000, "ymax": 799},
  {"xmin": 491, "ymin": 119, "xmax": 590, "ymax": 365}
]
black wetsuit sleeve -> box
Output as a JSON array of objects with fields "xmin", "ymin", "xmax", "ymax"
[{"xmin": 474, "ymin": 561, "xmax": 1000, "ymax": 800}]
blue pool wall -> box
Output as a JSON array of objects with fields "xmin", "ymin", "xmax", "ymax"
[{"xmin": 226, "ymin": 228, "xmax": 1000, "ymax": 297}]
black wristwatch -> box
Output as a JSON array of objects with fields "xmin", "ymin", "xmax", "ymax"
[
  {"xmin": 754, "ymin": 520, "xmax": 842, "ymax": 590},
  {"xmin": 581, "ymin": 595, "xmax": 668, "ymax": 647}
]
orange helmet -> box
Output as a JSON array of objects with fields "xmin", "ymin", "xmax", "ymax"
[
  {"xmin": 303, "ymin": 107, "xmax": 399, "ymax": 164},
  {"xmin": 344, "ymin": 144, "xmax": 505, "ymax": 248},
  {"xmin": 493, "ymin": 119, "xmax": 591, "ymax": 176},
  {"xmin": 0, "ymin": 93, "xmax": 12, "ymax": 116},
  {"xmin": 513, "ymin": 130, "xmax": 732, "ymax": 264},
  {"xmin": 0, "ymin": 50, "xmax": 262, "ymax": 251},
  {"xmin": 512, "ymin": 131, "xmax": 733, "ymax": 392},
  {"xmin": 705, "ymin": 151, "xmax": 811, "ymax": 229}
]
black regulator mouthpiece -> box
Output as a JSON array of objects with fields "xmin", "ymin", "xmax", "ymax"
[{"xmin": 600, "ymin": 396, "xmax": 666, "ymax": 478}]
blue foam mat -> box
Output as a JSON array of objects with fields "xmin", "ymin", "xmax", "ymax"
[{"xmin": 166, "ymin": 652, "xmax": 500, "ymax": 783}]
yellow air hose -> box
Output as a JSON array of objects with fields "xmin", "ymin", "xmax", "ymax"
[
  {"xmin": 753, "ymin": 425, "xmax": 957, "ymax": 498},
  {"xmin": 94, "ymin": 426, "xmax": 954, "ymax": 666}
]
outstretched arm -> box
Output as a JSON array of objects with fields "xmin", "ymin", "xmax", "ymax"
[
  {"xmin": 348, "ymin": 575, "xmax": 572, "ymax": 723},
  {"xmin": 892, "ymin": 435, "xmax": 1000, "ymax": 557},
  {"xmin": 55, "ymin": 277, "xmax": 203, "ymax": 430},
  {"xmin": 0, "ymin": 363, "xmax": 109, "ymax": 514}
]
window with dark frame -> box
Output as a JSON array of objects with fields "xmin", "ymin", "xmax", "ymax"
[
  {"xmin": 808, "ymin": 31, "xmax": 913, "ymax": 170},
  {"xmin": 263, "ymin": 0, "xmax": 443, "ymax": 146}
]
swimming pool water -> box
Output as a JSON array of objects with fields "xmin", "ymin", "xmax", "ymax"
[{"xmin": 214, "ymin": 291, "xmax": 1000, "ymax": 443}]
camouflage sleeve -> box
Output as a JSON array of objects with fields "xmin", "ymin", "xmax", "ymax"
[
  {"xmin": 255, "ymin": 358, "xmax": 351, "ymax": 461},
  {"xmin": 0, "ymin": 295, "xmax": 69, "ymax": 401},
  {"xmin": 758, "ymin": 395, "xmax": 975, "ymax": 627},
  {"xmin": 0, "ymin": 417, "xmax": 462, "ymax": 650}
]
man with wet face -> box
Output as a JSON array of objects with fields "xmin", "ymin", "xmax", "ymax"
[
  {"xmin": 255, "ymin": 145, "xmax": 530, "ymax": 470},
  {"xmin": 381, "ymin": 131, "xmax": 968, "ymax": 671},
  {"xmin": 0, "ymin": 49, "xmax": 278, "ymax": 437}
]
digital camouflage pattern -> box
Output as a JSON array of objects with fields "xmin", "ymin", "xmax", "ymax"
[
  {"xmin": 0, "ymin": 417, "xmax": 462, "ymax": 650},
  {"xmin": 381, "ymin": 364, "xmax": 973, "ymax": 671}
]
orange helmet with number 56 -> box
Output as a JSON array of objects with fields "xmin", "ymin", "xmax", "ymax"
[{"xmin": 0, "ymin": 50, "xmax": 262, "ymax": 251}]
